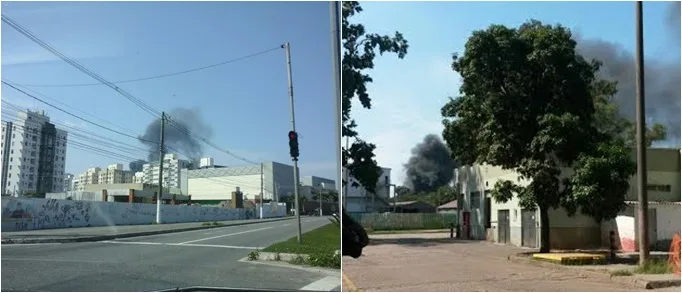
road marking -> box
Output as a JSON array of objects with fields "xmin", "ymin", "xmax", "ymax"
[
  {"xmin": 1, "ymin": 257, "xmax": 118, "ymax": 264},
  {"xmin": 179, "ymin": 226, "xmax": 272, "ymax": 244},
  {"xmin": 281, "ymin": 223, "xmax": 290, "ymax": 226},
  {"xmin": 101, "ymin": 240, "xmax": 261, "ymax": 250},
  {"xmin": 300, "ymin": 276, "xmax": 341, "ymax": 291},
  {"xmin": 342, "ymin": 273, "xmax": 359, "ymax": 292},
  {"xmin": 1, "ymin": 243, "xmax": 61, "ymax": 247}
]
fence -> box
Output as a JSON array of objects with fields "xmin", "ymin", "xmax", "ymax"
[
  {"xmin": 1, "ymin": 197, "xmax": 274, "ymax": 232},
  {"xmin": 347, "ymin": 212, "xmax": 458, "ymax": 231}
]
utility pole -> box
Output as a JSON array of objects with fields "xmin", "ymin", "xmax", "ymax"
[
  {"xmin": 320, "ymin": 183, "xmax": 325, "ymax": 216},
  {"xmin": 284, "ymin": 42, "xmax": 302, "ymax": 243},
  {"xmin": 635, "ymin": 1, "xmax": 649, "ymax": 265},
  {"xmin": 156, "ymin": 112, "xmax": 165, "ymax": 224},
  {"xmin": 329, "ymin": 0, "xmax": 342, "ymax": 216},
  {"xmin": 260, "ymin": 163, "xmax": 264, "ymax": 219}
]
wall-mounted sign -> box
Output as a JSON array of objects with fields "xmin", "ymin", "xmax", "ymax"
[{"xmin": 646, "ymin": 184, "xmax": 672, "ymax": 192}]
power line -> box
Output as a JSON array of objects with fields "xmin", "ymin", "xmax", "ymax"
[
  {"xmin": 2, "ymin": 84, "xmax": 137, "ymax": 135},
  {"xmin": 1, "ymin": 121, "xmax": 141, "ymax": 162},
  {"xmin": 1, "ymin": 105, "xmax": 148, "ymax": 153},
  {"xmin": 1, "ymin": 14, "xmax": 161, "ymax": 118},
  {"xmin": 2, "ymin": 80, "xmax": 158, "ymax": 145},
  {"xmin": 12, "ymin": 47, "xmax": 283, "ymax": 87},
  {"xmin": 2, "ymin": 14, "xmax": 274, "ymax": 168}
]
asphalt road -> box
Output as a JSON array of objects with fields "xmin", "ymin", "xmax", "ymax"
[{"xmin": 2, "ymin": 217, "xmax": 340, "ymax": 292}]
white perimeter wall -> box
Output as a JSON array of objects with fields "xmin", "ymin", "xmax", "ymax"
[
  {"xmin": 257, "ymin": 202, "xmax": 287, "ymax": 218},
  {"xmin": 0, "ymin": 197, "xmax": 284, "ymax": 232}
]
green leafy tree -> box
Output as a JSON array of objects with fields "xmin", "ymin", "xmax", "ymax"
[
  {"xmin": 441, "ymin": 20, "xmax": 634, "ymax": 252},
  {"xmin": 342, "ymin": 1, "xmax": 408, "ymax": 193}
]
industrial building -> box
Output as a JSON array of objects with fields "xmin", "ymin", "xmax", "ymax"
[
  {"xmin": 343, "ymin": 166, "xmax": 392, "ymax": 213},
  {"xmin": 1, "ymin": 110, "xmax": 68, "ymax": 196},
  {"xmin": 453, "ymin": 147, "xmax": 681, "ymax": 251},
  {"xmin": 183, "ymin": 160, "xmax": 297, "ymax": 205}
]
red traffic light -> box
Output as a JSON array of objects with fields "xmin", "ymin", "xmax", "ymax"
[{"xmin": 288, "ymin": 131, "xmax": 297, "ymax": 139}]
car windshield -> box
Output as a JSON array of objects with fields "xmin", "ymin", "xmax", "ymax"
[{"xmin": 1, "ymin": 1, "xmax": 342, "ymax": 291}]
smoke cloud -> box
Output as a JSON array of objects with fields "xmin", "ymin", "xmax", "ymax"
[
  {"xmin": 575, "ymin": 2, "xmax": 680, "ymax": 147},
  {"xmin": 129, "ymin": 108, "xmax": 213, "ymax": 169},
  {"xmin": 403, "ymin": 134, "xmax": 458, "ymax": 193}
]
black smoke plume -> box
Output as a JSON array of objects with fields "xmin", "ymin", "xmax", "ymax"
[
  {"xmin": 403, "ymin": 134, "xmax": 458, "ymax": 193},
  {"xmin": 129, "ymin": 159, "xmax": 146, "ymax": 172},
  {"xmin": 129, "ymin": 108, "xmax": 213, "ymax": 169},
  {"xmin": 575, "ymin": 2, "xmax": 680, "ymax": 147}
]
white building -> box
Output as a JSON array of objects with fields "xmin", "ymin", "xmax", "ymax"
[
  {"xmin": 64, "ymin": 173, "xmax": 74, "ymax": 192},
  {"xmin": 1, "ymin": 110, "xmax": 68, "ymax": 196},
  {"xmin": 75, "ymin": 167, "xmax": 101, "ymax": 191},
  {"xmin": 184, "ymin": 161, "xmax": 297, "ymax": 205},
  {"xmin": 98, "ymin": 164, "xmax": 133, "ymax": 184},
  {"xmin": 143, "ymin": 153, "xmax": 190, "ymax": 189},
  {"xmin": 342, "ymin": 166, "xmax": 392, "ymax": 213},
  {"xmin": 133, "ymin": 172, "xmax": 144, "ymax": 183}
]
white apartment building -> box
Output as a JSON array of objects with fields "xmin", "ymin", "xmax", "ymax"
[
  {"xmin": 73, "ymin": 164, "xmax": 134, "ymax": 191},
  {"xmin": 342, "ymin": 166, "xmax": 392, "ymax": 213},
  {"xmin": 98, "ymin": 164, "xmax": 134, "ymax": 184},
  {"xmin": 133, "ymin": 172, "xmax": 144, "ymax": 183},
  {"xmin": 64, "ymin": 173, "xmax": 74, "ymax": 192},
  {"xmin": 1, "ymin": 110, "xmax": 68, "ymax": 196},
  {"xmin": 143, "ymin": 153, "xmax": 190, "ymax": 189}
]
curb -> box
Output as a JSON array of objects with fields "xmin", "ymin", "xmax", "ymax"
[
  {"xmin": 1, "ymin": 217, "xmax": 293, "ymax": 245},
  {"xmin": 508, "ymin": 254, "xmax": 681, "ymax": 290}
]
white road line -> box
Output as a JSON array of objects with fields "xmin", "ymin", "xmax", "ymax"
[
  {"xmin": 2, "ymin": 243, "xmax": 61, "ymax": 247},
  {"xmin": 179, "ymin": 226, "xmax": 272, "ymax": 244},
  {"xmin": 281, "ymin": 223, "xmax": 290, "ymax": 226},
  {"xmin": 299, "ymin": 276, "xmax": 341, "ymax": 291},
  {"xmin": 168, "ymin": 243, "xmax": 262, "ymax": 250},
  {"xmin": 101, "ymin": 240, "xmax": 261, "ymax": 250},
  {"xmin": 1, "ymin": 257, "xmax": 118, "ymax": 264}
]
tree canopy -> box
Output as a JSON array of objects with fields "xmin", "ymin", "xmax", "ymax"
[
  {"xmin": 342, "ymin": 1, "xmax": 408, "ymax": 193},
  {"xmin": 441, "ymin": 20, "xmax": 636, "ymax": 252}
]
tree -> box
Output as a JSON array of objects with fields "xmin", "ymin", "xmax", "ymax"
[
  {"xmin": 441, "ymin": 20, "xmax": 633, "ymax": 252},
  {"xmin": 342, "ymin": 1, "xmax": 408, "ymax": 193}
]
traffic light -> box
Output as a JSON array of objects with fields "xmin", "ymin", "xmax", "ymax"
[{"xmin": 288, "ymin": 131, "xmax": 299, "ymax": 160}]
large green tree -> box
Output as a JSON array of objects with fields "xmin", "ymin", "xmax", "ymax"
[
  {"xmin": 342, "ymin": 1, "xmax": 408, "ymax": 193},
  {"xmin": 441, "ymin": 20, "xmax": 635, "ymax": 252}
]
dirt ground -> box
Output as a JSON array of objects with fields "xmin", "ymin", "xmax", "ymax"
[{"xmin": 342, "ymin": 233, "xmax": 676, "ymax": 292}]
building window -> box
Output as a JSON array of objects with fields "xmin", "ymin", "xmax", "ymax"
[{"xmin": 471, "ymin": 191, "xmax": 481, "ymax": 209}]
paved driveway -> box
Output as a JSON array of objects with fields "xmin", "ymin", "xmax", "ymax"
[{"xmin": 342, "ymin": 233, "xmax": 654, "ymax": 292}]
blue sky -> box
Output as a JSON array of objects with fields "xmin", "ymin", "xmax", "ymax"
[
  {"xmin": 349, "ymin": 1, "xmax": 681, "ymax": 184},
  {"xmin": 1, "ymin": 1, "xmax": 337, "ymax": 180}
]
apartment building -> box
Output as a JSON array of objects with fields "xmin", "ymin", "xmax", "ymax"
[
  {"xmin": 64, "ymin": 173, "xmax": 74, "ymax": 192},
  {"xmin": 73, "ymin": 164, "xmax": 134, "ymax": 191},
  {"xmin": 133, "ymin": 171, "xmax": 144, "ymax": 183},
  {"xmin": 98, "ymin": 164, "xmax": 134, "ymax": 184},
  {"xmin": 143, "ymin": 153, "xmax": 190, "ymax": 189},
  {"xmin": 1, "ymin": 110, "xmax": 68, "ymax": 196}
]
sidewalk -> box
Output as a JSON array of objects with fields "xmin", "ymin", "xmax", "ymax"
[
  {"xmin": 1, "ymin": 217, "xmax": 294, "ymax": 244},
  {"xmin": 509, "ymin": 253, "xmax": 681, "ymax": 290},
  {"xmin": 342, "ymin": 233, "xmax": 671, "ymax": 292}
]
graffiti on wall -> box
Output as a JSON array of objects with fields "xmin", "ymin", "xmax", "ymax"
[{"xmin": 1, "ymin": 197, "xmax": 280, "ymax": 232}]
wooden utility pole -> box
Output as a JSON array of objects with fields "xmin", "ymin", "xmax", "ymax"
[{"xmin": 635, "ymin": 1, "xmax": 649, "ymax": 265}]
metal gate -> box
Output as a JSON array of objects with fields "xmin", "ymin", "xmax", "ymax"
[
  {"xmin": 521, "ymin": 209, "xmax": 537, "ymax": 248},
  {"xmin": 498, "ymin": 210, "xmax": 510, "ymax": 244}
]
